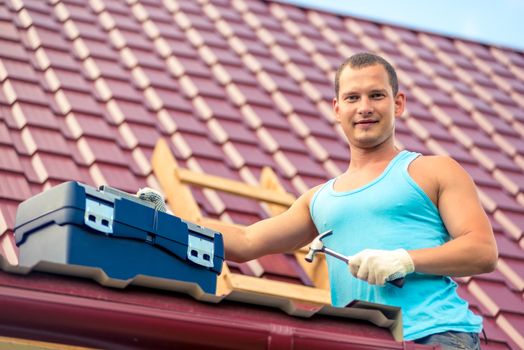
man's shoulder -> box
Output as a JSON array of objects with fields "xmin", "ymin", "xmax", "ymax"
[
  {"xmin": 413, "ymin": 153, "xmax": 459, "ymax": 167},
  {"xmin": 411, "ymin": 154, "xmax": 467, "ymax": 179},
  {"xmin": 294, "ymin": 181, "xmax": 332, "ymax": 210},
  {"xmin": 301, "ymin": 183, "xmax": 328, "ymax": 201}
]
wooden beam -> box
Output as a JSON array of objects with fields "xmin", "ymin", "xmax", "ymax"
[
  {"xmin": 296, "ymin": 246, "xmax": 330, "ymax": 290},
  {"xmin": 175, "ymin": 168, "xmax": 296, "ymax": 206},
  {"xmin": 225, "ymin": 273, "xmax": 330, "ymax": 305},
  {"xmin": 151, "ymin": 139, "xmax": 202, "ymax": 222},
  {"xmin": 0, "ymin": 336, "xmax": 93, "ymax": 349},
  {"xmin": 152, "ymin": 139, "xmax": 329, "ymax": 297},
  {"xmin": 259, "ymin": 166, "xmax": 290, "ymax": 216},
  {"xmin": 259, "ymin": 167, "xmax": 329, "ymax": 290}
]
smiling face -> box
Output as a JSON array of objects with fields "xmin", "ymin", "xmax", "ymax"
[{"xmin": 333, "ymin": 64, "xmax": 405, "ymax": 151}]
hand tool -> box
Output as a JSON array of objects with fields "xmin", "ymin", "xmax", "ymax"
[{"xmin": 305, "ymin": 230, "xmax": 405, "ymax": 288}]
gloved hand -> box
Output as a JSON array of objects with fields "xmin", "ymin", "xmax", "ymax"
[
  {"xmin": 136, "ymin": 187, "xmax": 167, "ymax": 212},
  {"xmin": 349, "ymin": 249, "xmax": 414, "ymax": 286}
]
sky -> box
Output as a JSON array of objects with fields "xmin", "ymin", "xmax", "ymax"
[{"xmin": 279, "ymin": 0, "xmax": 524, "ymax": 52}]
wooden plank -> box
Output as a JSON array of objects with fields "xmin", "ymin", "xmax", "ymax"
[
  {"xmin": 152, "ymin": 139, "xmax": 329, "ymax": 299},
  {"xmin": 0, "ymin": 336, "xmax": 93, "ymax": 349},
  {"xmin": 226, "ymin": 273, "xmax": 330, "ymax": 305},
  {"xmin": 175, "ymin": 168, "xmax": 296, "ymax": 206},
  {"xmin": 151, "ymin": 139, "xmax": 202, "ymax": 222},
  {"xmin": 296, "ymin": 245, "xmax": 330, "ymax": 290},
  {"xmin": 259, "ymin": 166, "xmax": 290, "ymax": 216},
  {"xmin": 259, "ymin": 167, "xmax": 329, "ymax": 290}
]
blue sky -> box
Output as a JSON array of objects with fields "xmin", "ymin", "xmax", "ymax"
[{"xmin": 280, "ymin": 0, "xmax": 524, "ymax": 51}]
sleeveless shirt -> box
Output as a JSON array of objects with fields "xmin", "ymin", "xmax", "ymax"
[{"xmin": 309, "ymin": 150, "xmax": 482, "ymax": 340}]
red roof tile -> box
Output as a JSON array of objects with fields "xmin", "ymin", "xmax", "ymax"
[
  {"xmin": 456, "ymin": 283, "xmax": 490, "ymax": 317},
  {"xmin": 21, "ymin": 126, "xmax": 70, "ymax": 156},
  {"xmin": 258, "ymin": 253, "xmax": 313, "ymax": 285},
  {"xmin": 184, "ymin": 133, "xmax": 226, "ymax": 160},
  {"xmin": 161, "ymin": 38, "xmax": 198, "ymax": 58},
  {"xmin": 175, "ymin": 55, "xmax": 212, "ymax": 77},
  {"xmin": 17, "ymin": 155, "xmax": 43, "ymax": 184},
  {"xmin": 0, "ymin": 122, "xmax": 12, "ymax": 146},
  {"xmin": 0, "ymin": 58, "xmax": 38, "ymax": 82},
  {"xmin": 0, "ymin": 198, "xmax": 20, "ymax": 231},
  {"xmin": 495, "ymin": 232, "xmax": 524, "ymax": 259},
  {"xmin": 167, "ymin": 109, "xmax": 207, "ymax": 134},
  {"xmin": 4, "ymin": 79, "xmax": 49, "ymax": 105},
  {"xmin": 39, "ymin": 47, "xmax": 81, "ymax": 70},
  {"xmin": 6, "ymin": 102, "xmax": 59, "ymax": 129},
  {"xmin": 265, "ymin": 127, "xmax": 307, "ymax": 153},
  {"xmin": 475, "ymin": 268, "xmax": 513, "ymax": 286},
  {"xmin": 0, "ymin": 172, "xmax": 32, "ymax": 201},
  {"xmin": 283, "ymin": 151, "xmax": 326, "ymax": 178},
  {"xmin": 35, "ymin": 152, "xmax": 83, "ymax": 182},
  {"xmin": 314, "ymin": 137, "xmax": 349, "ymax": 161},
  {"xmin": 92, "ymin": 162, "xmax": 143, "ymax": 192},
  {"xmin": 241, "ymin": 40, "xmax": 272, "ymax": 58},
  {"xmin": 479, "ymin": 314, "xmax": 517, "ymax": 349},
  {"xmin": 437, "ymin": 105, "xmax": 477, "ymax": 128},
  {"xmin": 294, "ymin": 62, "xmax": 329, "ymax": 83},
  {"xmin": 0, "ymin": 39, "xmax": 30, "ymax": 61},
  {"xmin": 123, "ymin": 122, "xmax": 162, "ymax": 148},
  {"xmin": 146, "ymin": 87, "xmax": 193, "ymax": 112},
  {"xmin": 84, "ymin": 57, "xmax": 128, "ymax": 80},
  {"xmin": 461, "ymin": 163, "xmax": 500, "ymax": 188},
  {"xmin": 217, "ymin": 191, "xmax": 266, "ymax": 216},
  {"xmin": 476, "ymin": 279, "xmax": 524, "ymax": 314},
  {"xmin": 233, "ymin": 141, "xmax": 276, "ymax": 168},
  {"xmin": 480, "ymin": 187, "xmax": 523, "ymax": 213},
  {"xmin": 461, "ymin": 127, "xmax": 499, "ymax": 149},
  {"xmin": 422, "ymin": 34, "xmax": 458, "ymax": 53},
  {"xmin": 479, "ymin": 148, "xmax": 520, "ymax": 172},
  {"xmin": 0, "ymin": 1, "xmax": 523, "ymax": 347},
  {"xmin": 215, "ymin": 119, "xmax": 257, "ymax": 144},
  {"xmin": 501, "ymin": 310, "xmax": 524, "ymax": 340},
  {"xmin": 218, "ymin": 64, "xmax": 256, "ymax": 85},
  {"xmin": 499, "ymin": 256, "xmax": 524, "ymax": 291},
  {"xmin": 450, "ymin": 78, "xmax": 478, "ymax": 96},
  {"xmin": 395, "ymin": 130, "xmax": 430, "ymax": 154},
  {"xmin": 189, "ymin": 76, "xmax": 228, "ymax": 98},
  {"xmin": 237, "ymin": 83, "xmax": 274, "ymax": 106},
  {"xmin": 416, "ymin": 119, "xmax": 453, "ymax": 141}
]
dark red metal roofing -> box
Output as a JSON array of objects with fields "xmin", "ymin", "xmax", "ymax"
[
  {"xmin": 0, "ymin": 268, "xmax": 432, "ymax": 350},
  {"xmin": 0, "ymin": 0, "xmax": 523, "ymax": 348}
]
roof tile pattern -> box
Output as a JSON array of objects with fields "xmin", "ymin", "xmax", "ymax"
[{"xmin": 0, "ymin": 0, "xmax": 523, "ymax": 348}]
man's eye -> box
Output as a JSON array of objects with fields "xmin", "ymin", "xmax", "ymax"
[
  {"xmin": 371, "ymin": 93, "xmax": 385, "ymax": 99},
  {"xmin": 346, "ymin": 95, "xmax": 359, "ymax": 101}
]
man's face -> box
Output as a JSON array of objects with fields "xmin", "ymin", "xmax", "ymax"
[{"xmin": 333, "ymin": 64, "xmax": 405, "ymax": 150}]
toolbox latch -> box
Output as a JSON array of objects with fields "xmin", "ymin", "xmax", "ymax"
[
  {"xmin": 85, "ymin": 196, "xmax": 114, "ymax": 234},
  {"xmin": 187, "ymin": 233, "xmax": 214, "ymax": 268}
]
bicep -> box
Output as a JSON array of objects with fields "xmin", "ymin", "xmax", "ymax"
[{"xmin": 437, "ymin": 159, "xmax": 492, "ymax": 241}]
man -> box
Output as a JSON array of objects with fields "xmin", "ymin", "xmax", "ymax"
[{"xmin": 194, "ymin": 53, "xmax": 498, "ymax": 348}]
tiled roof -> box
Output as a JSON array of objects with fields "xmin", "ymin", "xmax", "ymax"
[{"xmin": 0, "ymin": 0, "xmax": 523, "ymax": 348}]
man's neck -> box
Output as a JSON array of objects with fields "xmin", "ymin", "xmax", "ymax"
[{"xmin": 347, "ymin": 145, "xmax": 400, "ymax": 172}]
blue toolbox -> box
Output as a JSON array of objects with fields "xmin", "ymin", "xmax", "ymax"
[{"xmin": 14, "ymin": 181, "xmax": 224, "ymax": 294}]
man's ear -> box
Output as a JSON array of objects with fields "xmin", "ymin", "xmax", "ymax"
[
  {"xmin": 394, "ymin": 92, "xmax": 406, "ymax": 117},
  {"xmin": 333, "ymin": 97, "xmax": 341, "ymax": 122}
]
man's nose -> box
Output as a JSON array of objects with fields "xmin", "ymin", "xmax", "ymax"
[{"xmin": 357, "ymin": 97, "xmax": 373, "ymax": 115}]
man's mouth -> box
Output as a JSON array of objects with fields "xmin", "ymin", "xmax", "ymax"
[{"xmin": 354, "ymin": 119, "xmax": 378, "ymax": 126}]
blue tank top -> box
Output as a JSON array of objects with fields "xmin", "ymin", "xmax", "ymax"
[{"xmin": 310, "ymin": 150, "xmax": 482, "ymax": 340}]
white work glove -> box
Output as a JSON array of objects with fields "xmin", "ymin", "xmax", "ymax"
[
  {"xmin": 349, "ymin": 249, "xmax": 414, "ymax": 286},
  {"xmin": 136, "ymin": 187, "xmax": 167, "ymax": 212}
]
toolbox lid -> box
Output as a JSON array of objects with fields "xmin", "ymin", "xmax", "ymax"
[{"xmin": 14, "ymin": 181, "xmax": 224, "ymax": 273}]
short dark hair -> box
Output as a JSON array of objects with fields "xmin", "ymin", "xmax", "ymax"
[{"xmin": 334, "ymin": 52, "xmax": 399, "ymax": 99}]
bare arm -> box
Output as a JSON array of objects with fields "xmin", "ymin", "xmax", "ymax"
[
  {"xmin": 201, "ymin": 186, "xmax": 321, "ymax": 262},
  {"xmin": 409, "ymin": 156, "xmax": 498, "ymax": 276}
]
